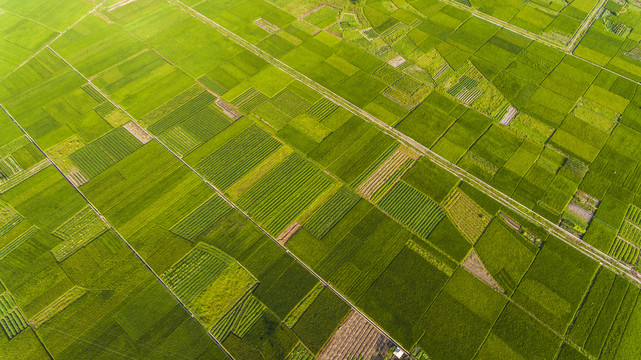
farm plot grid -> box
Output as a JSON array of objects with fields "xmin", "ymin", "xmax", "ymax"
[{"xmin": 1, "ymin": 0, "xmax": 641, "ymax": 359}]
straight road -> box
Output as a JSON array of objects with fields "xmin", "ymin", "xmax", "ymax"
[
  {"xmin": 171, "ymin": 0, "xmax": 641, "ymax": 287},
  {"xmin": 41, "ymin": 46, "xmax": 409, "ymax": 357},
  {"xmin": 1, "ymin": 103, "xmax": 234, "ymax": 360}
]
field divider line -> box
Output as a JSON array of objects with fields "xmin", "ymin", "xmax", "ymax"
[
  {"xmin": 0, "ymin": 106, "xmax": 234, "ymax": 360},
  {"xmin": 0, "ymin": 0, "xmax": 108, "ymax": 83},
  {"xmin": 44, "ymin": 45, "xmax": 410, "ymax": 357},
  {"xmin": 171, "ymin": 0, "xmax": 641, "ymax": 287}
]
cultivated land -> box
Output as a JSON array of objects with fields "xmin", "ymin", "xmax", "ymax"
[{"xmin": 2, "ymin": 0, "xmax": 641, "ymax": 359}]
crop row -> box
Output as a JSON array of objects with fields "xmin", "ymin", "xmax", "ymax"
[
  {"xmin": 159, "ymin": 127, "xmax": 200, "ymax": 157},
  {"xmin": 305, "ymin": 187, "xmax": 360, "ymax": 239},
  {"xmin": 68, "ymin": 145, "xmax": 115, "ymax": 180},
  {"xmin": 163, "ymin": 245, "xmax": 232, "ymax": 303},
  {"xmin": 237, "ymin": 153, "xmax": 307, "ymax": 208},
  {"xmin": 392, "ymin": 75, "xmax": 422, "ymax": 95},
  {"xmin": 51, "ymin": 208, "xmax": 108, "ymax": 261},
  {"xmin": 239, "ymin": 92, "xmax": 268, "ymax": 113},
  {"xmin": 171, "ymin": 196, "xmax": 230, "ymax": 241},
  {"xmin": 69, "ymin": 127, "xmax": 142, "ymax": 179},
  {"xmin": 583, "ymin": 276, "xmax": 629, "ymax": 355},
  {"xmin": 261, "ymin": 173, "xmax": 333, "ymax": 236},
  {"xmin": 31, "ymin": 287, "xmax": 87, "ymax": 328},
  {"xmin": 0, "ymin": 215, "xmax": 23, "ymax": 238},
  {"xmin": 0, "ymin": 156, "xmax": 21, "ymax": 176},
  {"xmin": 148, "ymin": 92, "xmax": 216, "ymax": 134},
  {"xmin": 443, "ymin": 189, "xmax": 491, "ymax": 243},
  {"xmin": 94, "ymin": 101, "xmax": 116, "ymax": 117},
  {"xmin": 609, "ymin": 237, "xmax": 639, "ymax": 264},
  {"xmin": 373, "ymin": 65, "xmax": 403, "ymax": 84},
  {"xmin": 457, "ymin": 88, "xmax": 482, "ymax": 105},
  {"xmin": 0, "ymin": 226, "xmax": 38, "ymax": 261},
  {"xmin": 568, "ymin": 269, "xmax": 615, "ymax": 346},
  {"xmin": 351, "ymin": 143, "xmax": 399, "ymax": 187},
  {"xmin": 378, "ymin": 181, "xmax": 445, "ymax": 239},
  {"xmin": 231, "ymin": 88, "xmax": 258, "ymax": 106},
  {"xmin": 238, "ymin": 154, "xmax": 333, "ymax": 235},
  {"xmin": 0, "ymin": 310, "xmax": 27, "ymax": 339},
  {"xmin": 0, "ymin": 159, "xmax": 50, "ymax": 193},
  {"xmin": 197, "ymin": 75, "xmax": 227, "ymax": 95},
  {"xmin": 181, "ymin": 107, "xmax": 229, "ymax": 143},
  {"xmin": 272, "ymin": 90, "xmax": 311, "ymax": 117},
  {"xmin": 197, "ymin": 126, "xmax": 281, "ymax": 189},
  {"xmin": 369, "ymin": 158, "xmax": 413, "ymax": 203},
  {"xmin": 0, "ymin": 293, "xmax": 16, "ymax": 315},
  {"xmin": 286, "ymin": 344, "xmax": 314, "ymax": 360},
  {"xmin": 625, "ymin": 205, "xmax": 641, "ymax": 226},
  {"xmin": 211, "ymin": 289, "xmax": 264, "ymax": 341},
  {"xmin": 307, "ymin": 98, "xmax": 338, "ymax": 121},
  {"xmin": 234, "ymin": 297, "xmax": 266, "ymax": 337},
  {"xmin": 81, "ymin": 84, "xmax": 106, "ymax": 103},
  {"xmin": 52, "ymin": 207, "xmax": 107, "ymax": 242},
  {"xmin": 250, "ymin": 166, "xmax": 323, "ymax": 223},
  {"xmin": 618, "ymin": 221, "xmax": 641, "ymax": 247}
]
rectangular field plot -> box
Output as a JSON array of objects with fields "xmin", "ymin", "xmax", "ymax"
[
  {"xmin": 147, "ymin": 90, "xmax": 231, "ymax": 157},
  {"xmin": 443, "ymin": 188, "xmax": 492, "ymax": 243},
  {"xmin": 475, "ymin": 302, "xmax": 562, "ymax": 360},
  {"xmin": 211, "ymin": 287, "xmax": 265, "ymax": 341},
  {"xmin": 171, "ymin": 196, "xmax": 230, "ymax": 241},
  {"xmin": 195, "ymin": 125, "xmax": 282, "ymax": 190},
  {"xmin": 304, "ymin": 187, "xmax": 360, "ymax": 239},
  {"xmin": 512, "ymin": 237, "xmax": 599, "ymax": 333},
  {"xmin": 162, "ymin": 242, "xmax": 256, "ymax": 326},
  {"xmin": 358, "ymin": 245, "xmax": 449, "ymax": 348},
  {"xmin": 378, "ymin": 181, "xmax": 445, "ymax": 239},
  {"xmin": 50, "ymin": 14, "xmax": 146, "ymax": 77},
  {"xmin": 418, "ymin": 268, "xmax": 507, "ymax": 360},
  {"xmin": 0, "ymin": 292, "xmax": 28, "ymax": 339},
  {"xmin": 475, "ymin": 219, "xmax": 537, "ymax": 295},
  {"xmin": 50, "ymin": 206, "xmax": 108, "ymax": 261},
  {"xmin": 68, "ymin": 126, "xmax": 142, "ymax": 180},
  {"xmin": 93, "ymin": 50, "xmax": 194, "ymax": 119},
  {"xmin": 0, "ymin": 11, "xmax": 57, "ymax": 77},
  {"xmin": 237, "ymin": 153, "xmax": 334, "ymax": 236},
  {"xmin": 356, "ymin": 146, "xmax": 416, "ymax": 202}
]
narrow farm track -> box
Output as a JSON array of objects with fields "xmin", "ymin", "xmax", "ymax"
[
  {"xmin": 0, "ymin": 104, "xmax": 234, "ymax": 360},
  {"xmin": 567, "ymin": 0, "xmax": 609, "ymax": 51},
  {"xmin": 170, "ymin": 0, "xmax": 641, "ymax": 287},
  {"xmin": 42, "ymin": 47, "xmax": 409, "ymax": 357}
]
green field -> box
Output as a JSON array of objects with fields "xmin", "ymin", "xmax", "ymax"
[{"xmin": 1, "ymin": 0, "xmax": 641, "ymax": 358}]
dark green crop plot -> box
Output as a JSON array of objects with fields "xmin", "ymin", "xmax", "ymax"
[
  {"xmin": 477, "ymin": 302, "xmax": 562, "ymax": 360},
  {"xmin": 358, "ymin": 246, "xmax": 449, "ymax": 348},
  {"xmin": 292, "ymin": 287, "xmax": 350, "ymax": 354},
  {"xmin": 419, "ymin": 268, "xmax": 507, "ymax": 360}
]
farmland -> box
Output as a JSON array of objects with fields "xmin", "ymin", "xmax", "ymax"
[{"xmin": 2, "ymin": 0, "xmax": 641, "ymax": 359}]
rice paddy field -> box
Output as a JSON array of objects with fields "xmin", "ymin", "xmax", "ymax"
[{"xmin": 1, "ymin": 0, "xmax": 641, "ymax": 359}]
